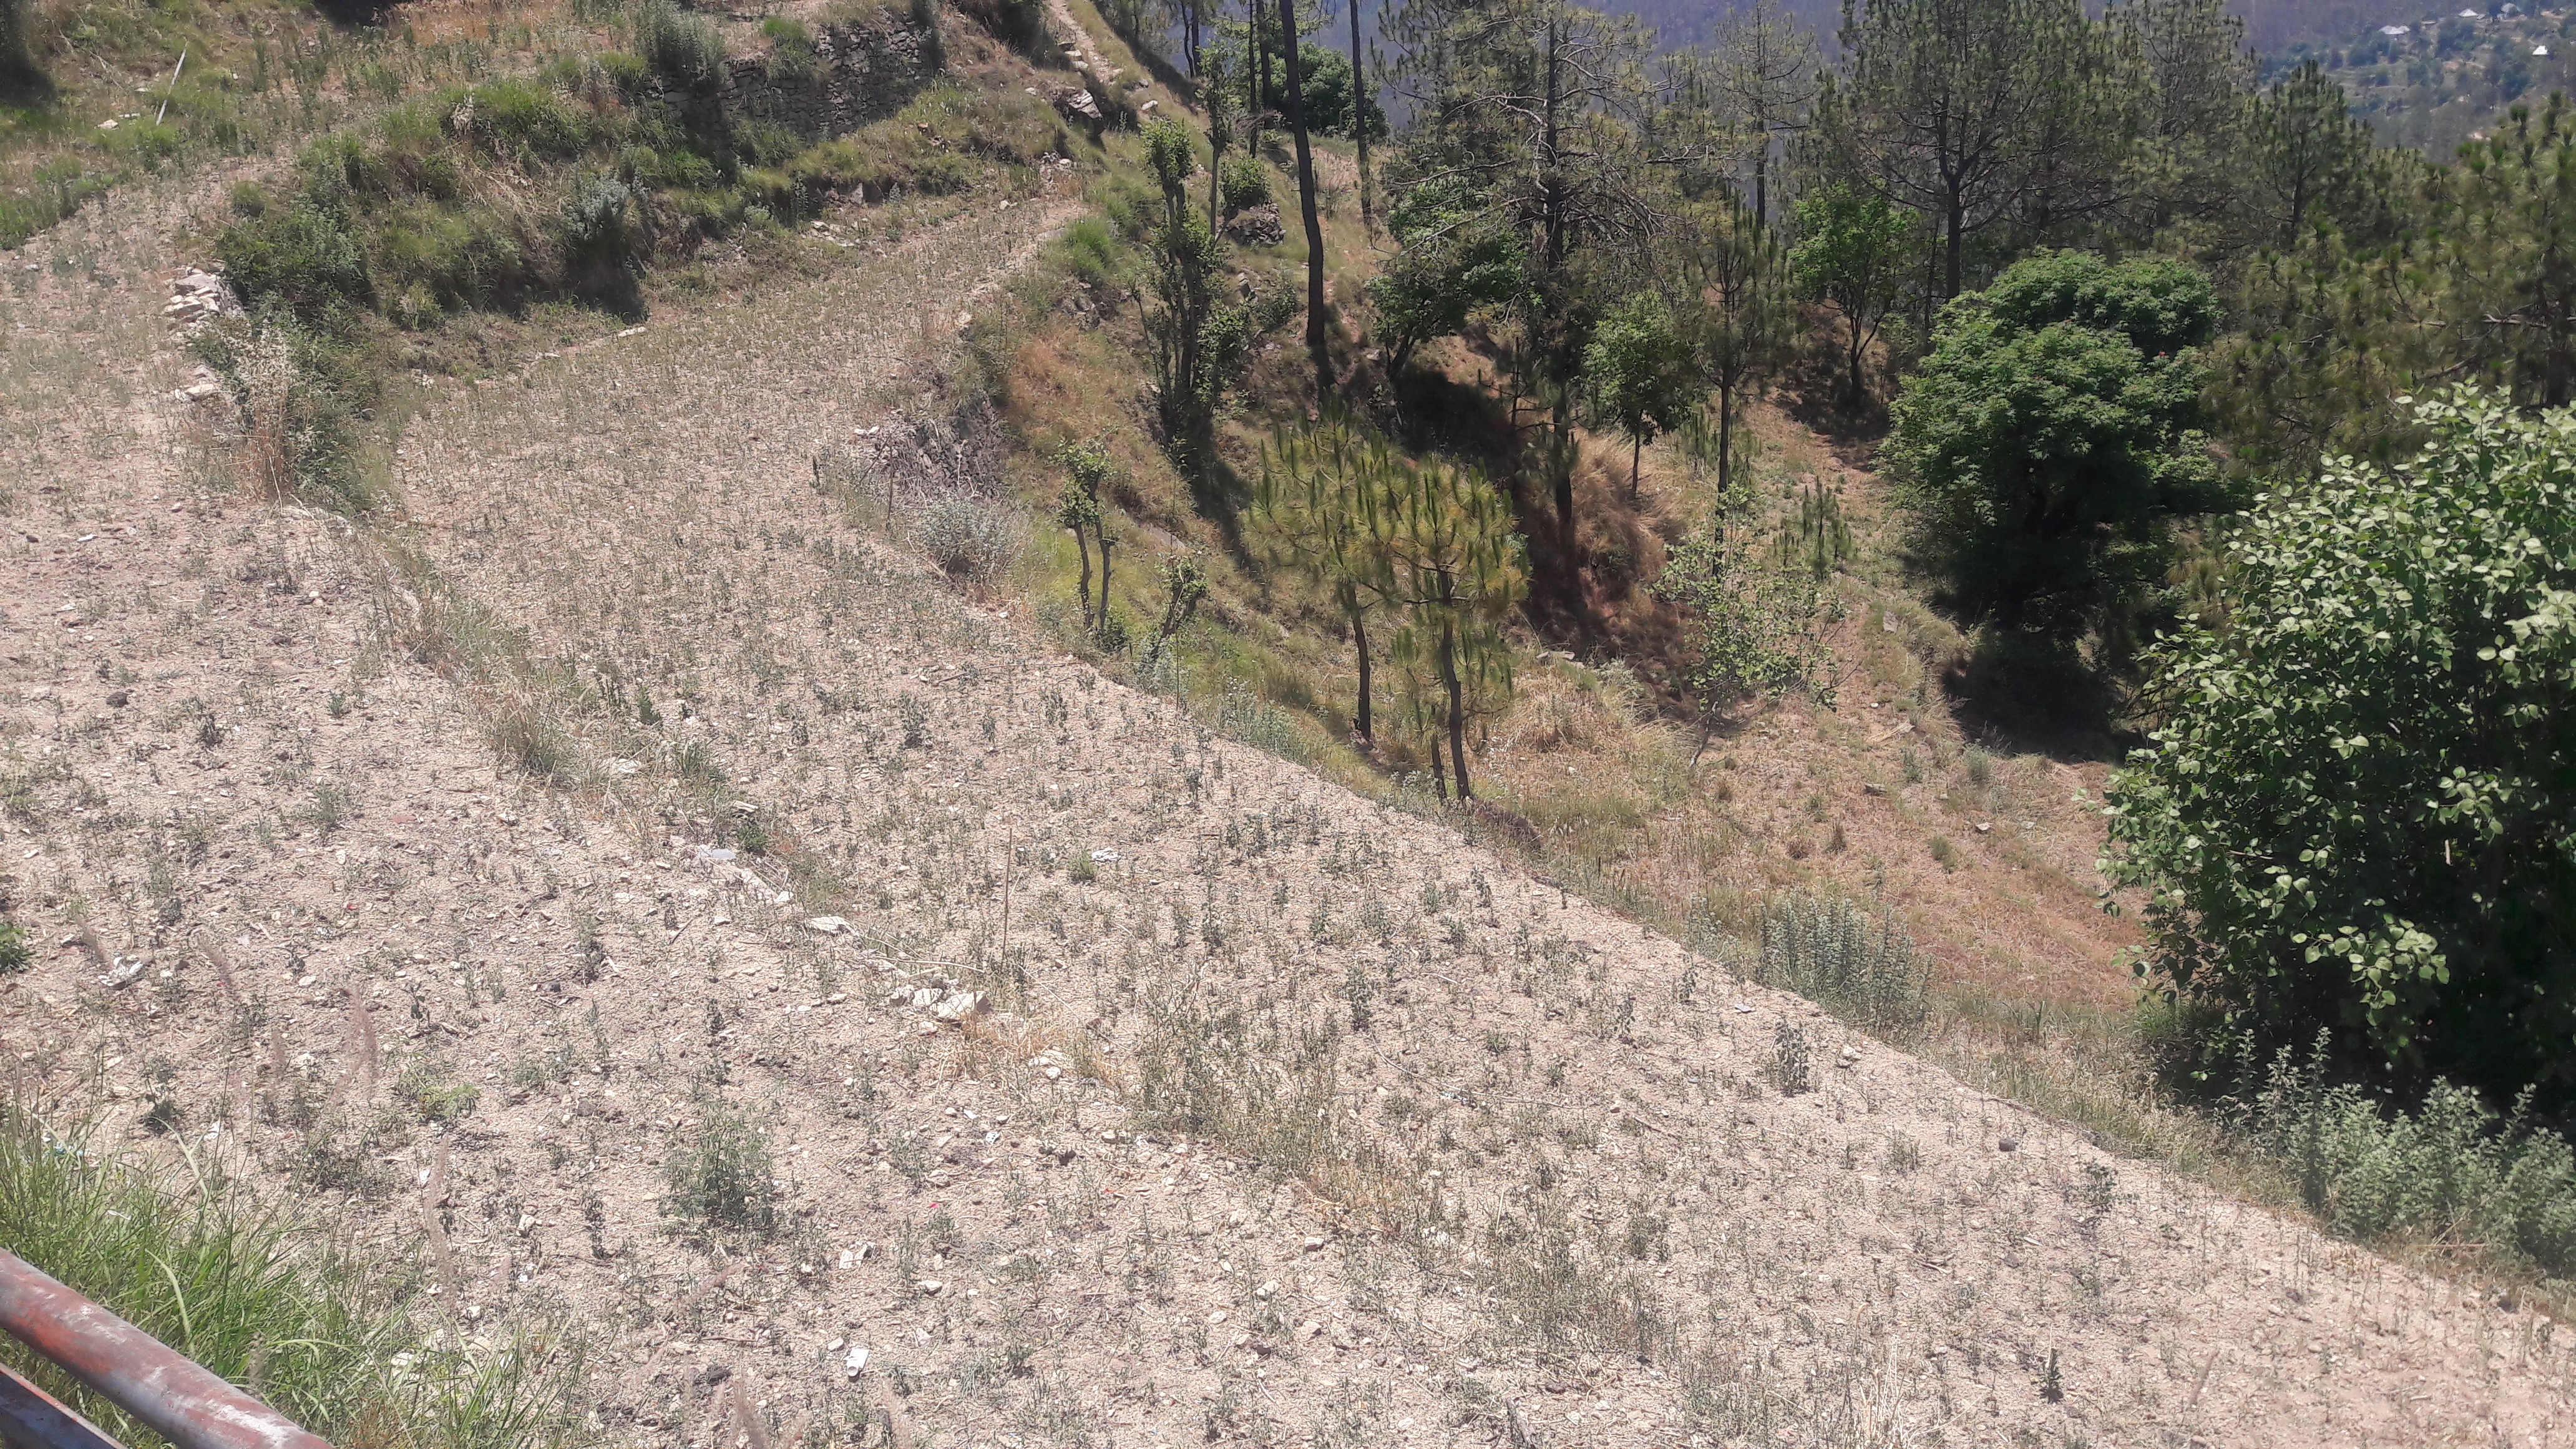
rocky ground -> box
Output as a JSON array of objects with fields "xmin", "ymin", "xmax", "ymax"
[{"xmin": 2, "ymin": 109, "xmax": 2574, "ymax": 1449}]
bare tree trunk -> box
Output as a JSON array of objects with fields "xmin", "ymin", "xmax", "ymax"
[
  {"xmin": 1944, "ymin": 194, "xmax": 1964, "ymax": 301},
  {"xmin": 1348, "ymin": 593, "xmax": 1373, "ymax": 740},
  {"xmin": 1631, "ymin": 434, "xmax": 1642, "ymax": 502},
  {"xmin": 1352, "ymin": 0, "xmax": 1371, "ymax": 230},
  {"xmin": 1096, "ymin": 531, "xmax": 1113, "ymax": 633},
  {"xmin": 1278, "ymin": 0, "xmax": 1331, "ymax": 407},
  {"xmin": 1438, "ymin": 615, "xmax": 1470, "ymax": 799},
  {"xmin": 1716, "ymin": 382, "xmax": 1736, "ymax": 497},
  {"xmin": 1256, "ymin": 2, "xmax": 1272, "ymax": 129},
  {"xmin": 1074, "ymin": 530, "xmax": 1092, "ymax": 620},
  {"xmin": 1551, "ymin": 398, "xmax": 1575, "ymax": 539}
]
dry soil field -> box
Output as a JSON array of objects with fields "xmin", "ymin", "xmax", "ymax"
[{"xmin": 2, "ymin": 117, "xmax": 2574, "ymax": 1449}]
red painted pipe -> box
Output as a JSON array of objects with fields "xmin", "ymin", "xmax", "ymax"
[{"xmin": 0, "ymin": 1251, "xmax": 331, "ymax": 1449}]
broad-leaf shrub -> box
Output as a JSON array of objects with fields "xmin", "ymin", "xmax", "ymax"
[
  {"xmin": 1888, "ymin": 250, "xmax": 2234, "ymax": 643},
  {"xmin": 2106, "ymin": 390, "xmax": 2576, "ymax": 1110}
]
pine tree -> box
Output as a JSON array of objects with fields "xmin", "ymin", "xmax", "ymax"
[
  {"xmin": 1665, "ymin": 197, "xmax": 1792, "ymax": 500},
  {"xmin": 1255, "ymin": 421, "xmax": 1404, "ymax": 739},
  {"xmin": 1275, "ymin": 0, "xmax": 1335, "ymax": 405},
  {"xmin": 1812, "ymin": 0, "xmax": 2137, "ymax": 300},
  {"xmin": 1707, "ymin": 0, "xmax": 1820, "ymax": 227},
  {"xmin": 2238, "ymin": 59, "xmax": 2386, "ymax": 251},
  {"xmin": 2110, "ymin": 0, "xmax": 2253, "ymax": 243},
  {"xmin": 1380, "ymin": 0, "xmax": 1670, "ymax": 535},
  {"xmin": 1375, "ymin": 451, "xmax": 1526, "ymax": 798}
]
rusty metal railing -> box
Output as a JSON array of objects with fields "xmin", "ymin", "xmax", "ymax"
[{"xmin": 0, "ymin": 1250, "xmax": 331, "ymax": 1449}]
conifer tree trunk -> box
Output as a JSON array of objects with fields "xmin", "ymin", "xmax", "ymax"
[
  {"xmin": 1347, "ymin": 591, "xmax": 1373, "ymax": 739},
  {"xmin": 1256, "ymin": 2, "xmax": 1272, "ymax": 125},
  {"xmin": 1096, "ymin": 530, "xmax": 1113, "ymax": 632},
  {"xmin": 1279, "ymin": 0, "xmax": 1332, "ymax": 406},
  {"xmin": 1438, "ymin": 613, "xmax": 1471, "ymax": 799},
  {"xmin": 1352, "ymin": 0, "xmax": 1370, "ymax": 230}
]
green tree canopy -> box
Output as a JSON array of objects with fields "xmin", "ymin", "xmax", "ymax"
[
  {"xmin": 1788, "ymin": 183, "xmax": 1916, "ymax": 402},
  {"xmin": 1582, "ymin": 292, "xmax": 1694, "ymax": 500},
  {"xmin": 1364, "ymin": 175, "xmax": 1526, "ymax": 374},
  {"xmin": 1887, "ymin": 249, "xmax": 2232, "ymax": 643},
  {"xmin": 2105, "ymin": 391, "xmax": 2576, "ymax": 1111},
  {"xmin": 1811, "ymin": 0, "xmax": 2140, "ymax": 299}
]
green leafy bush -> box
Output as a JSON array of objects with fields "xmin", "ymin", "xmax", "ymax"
[
  {"xmin": 2238, "ymin": 1040, "xmax": 2576, "ymax": 1279},
  {"xmin": 1364, "ymin": 175, "xmax": 1524, "ymax": 374},
  {"xmin": 1888, "ymin": 250, "xmax": 2235, "ymax": 645},
  {"xmin": 2107, "ymin": 390, "xmax": 2576, "ymax": 1110},
  {"xmin": 1218, "ymin": 154, "xmax": 1271, "ymax": 217}
]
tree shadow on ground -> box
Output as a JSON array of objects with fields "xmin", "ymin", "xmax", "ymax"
[
  {"xmin": 1777, "ymin": 344, "xmax": 1891, "ymax": 468},
  {"xmin": 1941, "ymin": 631, "xmax": 2139, "ymax": 765}
]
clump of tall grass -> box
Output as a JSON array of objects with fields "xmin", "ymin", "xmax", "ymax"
[
  {"xmin": 913, "ymin": 494, "xmax": 1015, "ymax": 580},
  {"xmin": 1754, "ymin": 893, "xmax": 1929, "ymax": 1034},
  {"xmin": 0, "ymin": 1106, "xmax": 576, "ymax": 1449}
]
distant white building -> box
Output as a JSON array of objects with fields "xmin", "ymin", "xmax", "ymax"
[
  {"xmin": 2381, "ymin": 23, "xmax": 2414, "ymax": 34},
  {"xmin": 2461, "ymin": 9, "xmax": 2481, "ymax": 17},
  {"xmin": 2537, "ymin": 41, "xmax": 2552, "ymax": 52}
]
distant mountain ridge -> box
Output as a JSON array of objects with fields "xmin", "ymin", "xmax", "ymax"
[{"xmin": 1596, "ymin": 0, "xmax": 2491, "ymax": 62}]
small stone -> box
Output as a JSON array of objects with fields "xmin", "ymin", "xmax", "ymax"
[
  {"xmin": 1997, "ymin": 1136, "xmax": 2020, "ymax": 1153},
  {"xmin": 1302, "ymin": 1236, "xmax": 1326, "ymax": 1252},
  {"xmin": 915, "ymin": 1279, "xmax": 945, "ymax": 1295},
  {"xmin": 805, "ymin": 915, "xmax": 851, "ymax": 935},
  {"xmin": 1863, "ymin": 783, "xmax": 1887, "ymax": 797}
]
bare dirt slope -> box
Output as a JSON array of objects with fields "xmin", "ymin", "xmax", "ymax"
[{"xmin": 4, "ymin": 163, "xmax": 2574, "ymax": 1449}]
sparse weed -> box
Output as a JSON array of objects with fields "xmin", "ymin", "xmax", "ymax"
[
  {"xmin": 662, "ymin": 1093, "xmax": 779, "ymax": 1236},
  {"xmin": 1772, "ymin": 1020, "xmax": 1812, "ymax": 1095},
  {"xmin": 397, "ymin": 1061, "xmax": 481, "ymax": 1124}
]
